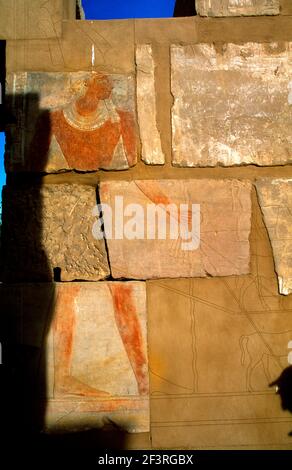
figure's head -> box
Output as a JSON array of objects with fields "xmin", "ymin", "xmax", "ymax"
[
  {"xmin": 270, "ymin": 366, "xmax": 292, "ymax": 413},
  {"xmin": 75, "ymin": 74, "xmax": 113, "ymax": 116}
]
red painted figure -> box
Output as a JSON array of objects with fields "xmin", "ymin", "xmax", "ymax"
[
  {"xmin": 53, "ymin": 284, "xmax": 148, "ymax": 398},
  {"xmin": 29, "ymin": 73, "xmax": 136, "ymax": 170}
]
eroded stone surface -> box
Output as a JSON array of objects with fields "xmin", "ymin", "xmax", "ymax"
[
  {"xmin": 100, "ymin": 179, "xmax": 252, "ymax": 279},
  {"xmin": 147, "ymin": 197, "xmax": 292, "ymax": 448},
  {"xmin": 5, "ymin": 71, "xmax": 137, "ymax": 172},
  {"xmin": 1, "ymin": 184, "xmax": 110, "ymax": 282},
  {"xmin": 196, "ymin": 0, "xmax": 280, "ymax": 16},
  {"xmin": 148, "ymin": 277, "xmax": 292, "ymax": 448},
  {"xmin": 171, "ymin": 42, "xmax": 292, "ymax": 167},
  {"xmin": 136, "ymin": 45, "xmax": 165, "ymax": 165},
  {"xmin": 256, "ymin": 178, "xmax": 292, "ymax": 295},
  {"xmin": 0, "ymin": 282, "xmax": 149, "ymax": 433},
  {"xmin": 0, "ymin": 0, "xmax": 64, "ymax": 40}
]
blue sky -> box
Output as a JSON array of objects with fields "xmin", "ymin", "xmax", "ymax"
[
  {"xmin": 82, "ymin": 0, "xmax": 176, "ymax": 19},
  {"xmin": 0, "ymin": 2, "xmax": 176, "ymax": 206},
  {"xmin": 0, "ymin": 132, "xmax": 5, "ymax": 192}
]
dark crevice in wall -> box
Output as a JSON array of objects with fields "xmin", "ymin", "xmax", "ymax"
[
  {"xmin": 53, "ymin": 267, "xmax": 62, "ymax": 282},
  {"xmin": 0, "ymin": 40, "xmax": 6, "ymax": 131},
  {"xmin": 174, "ymin": 0, "xmax": 197, "ymax": 17},
  {"xmin": 76, "ymin": 0, "xmax": 85, "ymax": 20},
  {"xmin": 95, "ymin": 186, "xmax": 113, "ymax": 280}
]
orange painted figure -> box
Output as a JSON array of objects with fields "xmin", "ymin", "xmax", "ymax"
[
  {"xmin": 53, "ymin": 284, "xmax": 148, "ymax": 398},
  {"xmin": 30, "ymin": 73, "xmax": 137, "ymax": 170}
]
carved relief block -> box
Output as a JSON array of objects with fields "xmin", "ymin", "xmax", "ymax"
[{"xmin": 5, "ymin": 72, "xmax": 138, "ymax": 172}]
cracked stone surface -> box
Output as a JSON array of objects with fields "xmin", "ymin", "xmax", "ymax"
[
  {"xmin": 136, "ymin": 44, "xmax": 165, "ymax": 165},
  {"xmin": 0, "ymin": 282, "xmax": 149, "ymax": 433},
  {"xmin": 256, "ymin": 178, "xmax": 292, "ymax": 295},
  {"xmin": 171, "ymin": 42, "xmax": 292, "ymax": 167},
  {"xmin": 1, "ymin": 184, "xmax": 110, "ymax": 282},
  {"xmin": 100, "ymin": 179, "xmax": 252, "ymax": 279},
  {"xmin": 196, "ymin": 0, "xmax": 280, "ymax": 17},
  {"xmin": 5, "ymin": 71, "xmax": 138, "ymax": 172}
]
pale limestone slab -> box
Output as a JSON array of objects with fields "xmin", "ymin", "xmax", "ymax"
[
  {"xmin": 136, "ymin": 45, "xmax": 165, "ymax": 165},
  {"xmin": 256, "ymin": 178, "xmax": 292, "ymax": 295},
  {"xmin": 0, "ymin": 282, "xmax": 149, "ymax": 433},
  {"xmin": 196, "ymin": 0, "xmax": 280, "ymax": 17},
  {"xmin": 99, "ymin": 179, "xmax": 252, "ymax": 279},
  {"xmin": 171, "ymin": 42, "xmax": 292, "ymax": 167},
  {"xmin": 1, "ymin": 184, "xmax": 110, "ymax": 282},
  {"xmin": 5, "ymin": 71, "xmax": 137, "ymax": 172}
]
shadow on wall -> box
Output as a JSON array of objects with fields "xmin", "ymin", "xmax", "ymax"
[
  {"xmin": 270, "ymin": 365, "xmax": 292, "ymax": 436},
  {"xmin": 0, "ymin": 90, "xmax": 55, "ymax": 453},
  {"xmin": 0, "ymin": 91, "xmax": 129, "ymax": 461}
]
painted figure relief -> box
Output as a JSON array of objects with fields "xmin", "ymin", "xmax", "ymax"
[
  {"xmin": 46, "ymin": 282, "xmax": 149, "ymax": 432},
  {"xmin": 5, "ymin": 71, "xmax": 137, "ymax": 172}
]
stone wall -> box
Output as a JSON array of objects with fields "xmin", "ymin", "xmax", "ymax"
[{"xmin": 1, "ymin": 0, "xmax": 292, "ymax": 450}]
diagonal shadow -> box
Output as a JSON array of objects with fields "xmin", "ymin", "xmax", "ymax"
[
  {"xmin": 270, "ymin": 365, "xmax": 292, "ymax": 437},
  {"xmin": 0, "ymin": 76, "xmax": 133, "ymax": 459}
]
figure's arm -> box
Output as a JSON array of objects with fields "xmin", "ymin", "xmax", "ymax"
[{"xmin": 118, "ymin": 110, "xmax": 137, "ymax": 167}]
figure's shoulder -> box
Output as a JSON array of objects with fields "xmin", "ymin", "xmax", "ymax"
[
  {"xmin": 49, "ymin": 108, "xmax": 65, "ymax": 125},
  {"xmin": 116, "ymin": 108, "xmax": 135, "ymax": 125}
]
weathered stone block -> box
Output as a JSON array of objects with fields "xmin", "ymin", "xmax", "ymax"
[
  {"xmin": 0, "ymin": 282, "xmax": 149, "ymax": 433},
  {"xmin": 99, "ymin": 179, "xmax": 252, "ymax": 279},
  {"xmin": 147, "ymin": 276, "xmax": 292, "ymax": 448},
  {"xmin": 256, "ymin": 178, "xmax": 292, "ymax": 295},
  {"xmin": 5, "ymin": 71, "xmax": 138, "ymax": 172},
  {"xmin": 136, "ymin": 45, "xmax": 165, "ymax": 165},
  {"xmin": 6, "ymin": 20, "xmax": 135, "ymax": 74},
  {"xmin": 196, "ymin": 0, "xmax": 280, "ymax": 17},
  {"xmin": 0, "ymin": 0, "xmax": 64, "ymax": 40},
  {"xmin": 147, "ymin": 197, "xmax": 292, "ymax": 449},
  {"xmin": 1, "ymin": 184, "xmax": 110, "ymax": 282},
  {"xmin": 171, "ymin": 42, "xmax": 292, "ymax": 167}
]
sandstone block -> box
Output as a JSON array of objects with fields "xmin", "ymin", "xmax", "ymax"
[
  {"xmin": 6, "ymin": 20, "xmax": 135, "ymax": 74},
  {"xmin": 147, "ymin": 275, "xmax": 292, "ymax": 449},
  {"xmin": 99, "ymin": 179, "xmax": 252, "ymax": 279},
  {"xmin": 0, "ymin": 282, "xmax": 149, "ymax": 433},
  {"xmin": 196, "ymin": 0, "xmax": 280, "ymax": 17},
  {"xmin": 1, "ymin": 184, "xmax": 110, "ymax": 282},
  {"xmin": 171, "ymin": 42, "xmax": 292, "ymax": 167},
  {"xmin": 5, "ymin": 71, "xmax": 138, "ymax": 172},
  {"xmin": 136, "ymin": 45, "xmax": 165, "ymax": 165},
  {"xmin": 255, "ymin": 178, "xmax": 292, "ymax": 295},
  {"xmin": 0, "ymin": 0, "xmax": 63, "ymax": 40}
]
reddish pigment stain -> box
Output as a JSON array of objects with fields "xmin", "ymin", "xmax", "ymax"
[
  {"xmin": 136, "ymin": 181, "xmax": 194, "ymax": 227},
  {"xmin": 53, "ymin": 285, "xmax": 80, "ymax": 390},
  {"xmin": 53, "ymin": 285, "xmax": 80, "ymax": 366},
  {"xmin": 109, "ymin": 284, "xmax": 148, "ymax": 395}
]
